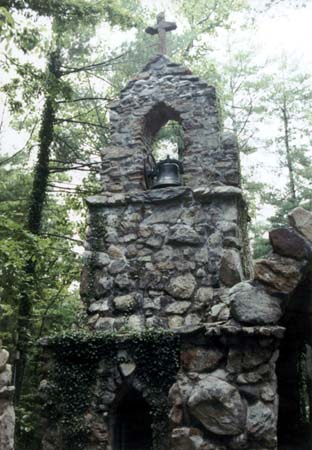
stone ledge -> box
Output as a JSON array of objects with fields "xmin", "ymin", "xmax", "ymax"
[
  {"xmin": 40, "ymin": 323, "xmax": 285, "ymax": 355},
  {"xmin": 86, "ymin": 193, "xmax": 127, "ymax": 207},
  {"xmin": 204, "ymin": 323, "xmax": 285, "ymax": 339},
  {"xmin": 170, "ymin": 323, "xmax": 284, "ymax": 339},
  {"xmin": 129, "ymin": 187, "xmax": 192, "ymax": 204},
  {"xmin": 193, "ymin": 185, "xmax": 242, "ymax": 202},
  {"xmin": 86, "ymin": 184, "xmax": 243, "ymax": 208}
]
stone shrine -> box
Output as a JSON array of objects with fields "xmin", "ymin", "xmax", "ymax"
[{"xmin": 41, "ymin": 15, "xmax": 312, "ymax": 450}]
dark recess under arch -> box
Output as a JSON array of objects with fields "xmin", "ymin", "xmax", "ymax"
[
  {"xmin": 112, "ymin": 387, "xmax": 153, "ymax": 450},
  {"xmin": 144, "ymin": 102, "xmax": 181, "ymax": 138}
]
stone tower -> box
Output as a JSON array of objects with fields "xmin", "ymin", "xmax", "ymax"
[
  {"xmin": 42, "ymin": 22, "xmax": 312, "ymax": 450},
  {"xmin": 82, "ymin": 53, "xmax": 248, "ymax": 332},
  {"xmin": 75, "ymin": 53, "xmax": 282, "ymax": 449}
]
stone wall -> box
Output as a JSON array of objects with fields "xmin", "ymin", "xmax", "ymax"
[
  {"xmin": 40, "ymin": 324, "xmax": 284, "ymax": 450},
  {"xmin": 41, "ymin": 41, "xmax": 312, "ymax": 450},
  {"xmin": 100, "ymin": 55, "xmax": 240, "ymax": 193},
  {"xmin": 42, "ymin": 198, "xmax": 312, "ymax": 450},
  {"xmin": 68, "ymin": 208, "xmax": 312, "ymax": 450},
  {"xmin": 0, "ymin": 342, "xmax": 15, "ymax": 450},
  {"xmin": 81, "ymin": 186, "xmax": 247, "ymax": 332}
]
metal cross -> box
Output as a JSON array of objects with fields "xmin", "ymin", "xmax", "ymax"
[{"xmin": 145, "ymin": 12, "xmax": 177, "ymax": 55}]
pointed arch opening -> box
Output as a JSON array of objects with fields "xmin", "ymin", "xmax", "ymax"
[
  {"xmin": 112, "ymin": 387, "xmax": 153, "ymax": 450},
  {"xmin": 143, "ymin": 102, "xmax": 185, "ymax": 162}
]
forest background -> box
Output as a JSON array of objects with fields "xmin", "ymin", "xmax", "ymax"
[{"xmin": 0, "ymin": 0, "xmax": 311, "ymax": 448}]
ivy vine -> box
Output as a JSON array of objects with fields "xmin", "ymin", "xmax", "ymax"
[{"xmin": 44, "ymin": 328, "xmax": 180, "ymax": 450}]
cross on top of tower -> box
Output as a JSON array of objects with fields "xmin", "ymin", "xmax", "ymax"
[{"xmin": 145, "ymin": 12, "xmax": 177, "ymax": 55}]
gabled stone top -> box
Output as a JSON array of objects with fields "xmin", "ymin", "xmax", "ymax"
[
  {"xmin": 113, "ymin": 55, "xmax": 215, "ymax": 109},
  {"xmin": 115, "ymin": 55, "xmax": 203, "ymax": 98},
  {"xmin": 100, "ymin": 55, "xmax": 240, "ymax": 194}
]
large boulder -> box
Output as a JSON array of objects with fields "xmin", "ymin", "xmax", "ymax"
[
  {"xmin": 269, "ymin": 227, "xmax": 311, "ymax": 260},
  {"xmin": 188, "ymin": 376, "xmax": 246, "ymax": 435},
  {"xmin": 288, "ymin": 207, "xmax": 312, "ymax": 242},
  {"xmin": 254, "ymin": 255, "xmax": 303, "ymax": 294},
  {"xmin": 230, "ymin": 281, "xmax": 282, "ymax": 325}
]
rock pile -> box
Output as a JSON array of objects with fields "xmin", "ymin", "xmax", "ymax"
[{"xmin": 231, "ymin": 206, "xmax": 312, "ymax": 322}]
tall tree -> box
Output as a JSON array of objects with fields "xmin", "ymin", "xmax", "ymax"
[
  {"xmin": 261, "ymin": 57, "xmax": 312, "ymax": 228},
  {"xmin": 1, "ymin": 1, "xmax": 140, "ymax": 446}
]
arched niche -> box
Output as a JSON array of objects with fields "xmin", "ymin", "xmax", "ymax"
[
  {"xmin": 277, "ymin": 274, "xmax": 312, "ymax": 450},
  {"xmin": 111, "ymin": 387, "xmax": 153, "ymax": 450},
  {"xmin": 152, "ymin": 120, "xmax": 184, "ymax": 161},
  {"xmin": 143, "ymin": 102, "xmax": 185, "ymax": 162}
]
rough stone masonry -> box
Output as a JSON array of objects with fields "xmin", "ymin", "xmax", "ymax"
[
  {"xmin": 0, "ymin": 341, "xmax": 15, "ymax": 450},
  {"xmin": 41, "ymin": 53, "xmax": 312, "ymax": 450}
]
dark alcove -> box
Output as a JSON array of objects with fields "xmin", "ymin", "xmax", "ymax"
[
  {"xmin": 277, "ymin": 274, "xmax": 312, "ymax": 450},
  {"xmin": 112, "ymin": 388, "xmax": 153, "ymax": 450}
]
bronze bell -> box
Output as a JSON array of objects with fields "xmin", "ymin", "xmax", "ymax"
[{"xmin": 152, "ymin": 155, "xmax": 184, "ymax": 189}]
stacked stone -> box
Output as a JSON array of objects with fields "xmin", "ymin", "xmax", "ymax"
[
  {"xmin": 170, "ymin": 328, "xmax": 281, "ymax": 450},
  {"xmin": 81, "ymin": 185, "xmax": 247, "ymax": 332},
  {"xmin": 43, "ymin": 203, "xmax": 312, "ymax": 450},
  {"xmin": 48, "ymin": 48, "xmax": 312, "ymax": 450},
  {"xmin": 100, "ymin": 55, "xmax": 240, "ymax": 194},
  {"xmin": 80, "ymin": 54, "xmax": 249, "ymax": 333},
  {"xmin": 77, "ymin": 53, "xmax": 288, "ymax": 449},
  {"xmin": 231, "ymin": 206, "xmax": 312, "ymax": 325},
  {"xmin": 0, "ymin": 342, "xmax": 15, "ymax": 450}
]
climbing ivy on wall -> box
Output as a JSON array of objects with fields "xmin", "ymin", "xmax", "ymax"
[{"xmin": 43, "ymin": 329, "xmax": 180, "ymax": 450}]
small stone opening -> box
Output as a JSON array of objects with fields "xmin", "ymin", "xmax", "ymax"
[
  {"xmin": 277, "ymin": 274, "xmax": 312, "ymax": 450},
  {"xmin": 112, "ymin": 387, "xmax": 153, "ymax": 450},
  {"xmin": 152, "ymin": 120, "xmax": 184, "ymax": 161},
  {"xmin": 143, "ymin": 102, "xmax": 184, "ymax": 161}
]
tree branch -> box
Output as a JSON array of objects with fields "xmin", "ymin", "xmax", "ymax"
[
  {"xmin": 55, "ymin": 118, "xmax": 108, "ymax": 129},
  {"xmin": 40, "ymin": 233, "xmax": 84, "ymax": 244},
  {"xmin": 56, "ymin": 96, "xmax": 111, "ymax": 104},
  {"xmin": 61, "ymin": 51, "xmax": 129, "ymax": 76}
]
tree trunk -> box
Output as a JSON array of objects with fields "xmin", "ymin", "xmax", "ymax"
[
  {"xmin": 281, "ymin": 95, "xmax": 297, "ymax": 205},
  {"xmin": 14, "ymin": 50, "xmax": 60, "ymax": 405}
]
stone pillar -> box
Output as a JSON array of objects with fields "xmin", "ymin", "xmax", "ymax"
[{"xmin": 0, "ymin": 341, "xmax": 15, "ymax": 450}]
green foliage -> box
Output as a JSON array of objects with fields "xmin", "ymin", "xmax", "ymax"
[
  {"xmin": 252, "ymin": 58, "xmax": 312, "ymax": 244},
  {"xmin": 6, "ymin": 0, "xmax": 139, "ymax": 29},
  {"xmin": 251, "ymin": 223, "xmax": 271, "ymax": 259},
  {"xmin": 152, "ymin": 120, "xmax": 184, "ymax": 160},
  {"xmin": 44, "ymin": 329, "xmax": 180, "ymax": 449},
  {"xmin": 0, "ymin": 6, "xmax": 14, "ymax": 30},
  {"xmin": 1, "ymin": 0, "xmax": 312, "ymax": 447}
]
